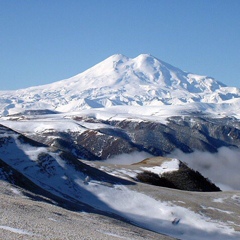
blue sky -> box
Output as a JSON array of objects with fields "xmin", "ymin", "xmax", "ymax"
[{"xmin": 0, "ymin": 0, "xmax": 240, "ymax": 90}]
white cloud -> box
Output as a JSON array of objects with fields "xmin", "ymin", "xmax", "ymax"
[
  {"xmin": 104, "ymin": 151, "xmax": 153, "ymax": 165},
  {"xmin": 167, "ymin": 147, "xmax": 240, "ymax": 191}
]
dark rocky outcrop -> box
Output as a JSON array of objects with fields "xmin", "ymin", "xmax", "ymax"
[{"xmin": 135, "ymin": 158, "xmax": 221, "ymax": 192}]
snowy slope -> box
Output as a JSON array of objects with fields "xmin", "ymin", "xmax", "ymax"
[
  {"xmin": 0, "ymin": 54, "xmax": 240, "ymax": 116},
  {"xmin": 1, "ymin": 125, "xmax": 240, "ymax": 240}
]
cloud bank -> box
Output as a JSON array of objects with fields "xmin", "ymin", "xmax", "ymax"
[
  {"xmin": 167, "ymin": 147, "xmax": 240, "ymax": 191},
  {"xmin": 104, "ymin": 151, "xmax": 153, "ymax": 165}
]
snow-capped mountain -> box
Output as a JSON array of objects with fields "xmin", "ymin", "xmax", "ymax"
[{"xmin": 0, "ymin": 54, "xmax": 240, "ymax": 116}]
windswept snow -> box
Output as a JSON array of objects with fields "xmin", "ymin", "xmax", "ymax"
[
  {"xmin": 213, "ymin": 197, "xmax": 228, "ymax": 203},
  {"xmin": 86, "ymin": 184, "xmax": 239, "ymax": 240},
  {"xmin": 0, "ymin": 225, "xmax": 36, "ymax": 236},
  {"xmin": 97, "ymin": 230, "xmax": 129, "ymax": 239}
]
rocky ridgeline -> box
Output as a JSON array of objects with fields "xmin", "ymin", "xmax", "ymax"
[{"xmin": 27, "ymin": 115, "xmax": 240, "ymax": 160}]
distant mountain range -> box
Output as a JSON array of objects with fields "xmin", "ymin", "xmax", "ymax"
[{"xmin": 0, "ymin": 54, "xmax": 240, "ymax": 117}]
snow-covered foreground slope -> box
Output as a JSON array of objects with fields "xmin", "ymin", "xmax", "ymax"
[
  {"xmin": 0, "ymin": 124, "xmax": 240, "ymax": 240},
  {"xmin": 0, "ymin": 181, "xmax": 169, "ymax": 240},
  {"xmin": 0, "ymin": 54, "xmax": 240, "ymax": 118}
]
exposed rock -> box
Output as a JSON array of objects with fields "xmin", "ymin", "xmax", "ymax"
[
  {"xmin": 135, "ymin": 157, "xmax": 221, "ymax": 192},
  {"xmin": 16, "ymin": 115, "xmax": 240, "ymax": 161}
]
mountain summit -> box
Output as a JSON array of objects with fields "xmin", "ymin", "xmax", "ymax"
[{"xmin": 0, "ymin": 54, "xmax": 240, "ymax": 116}]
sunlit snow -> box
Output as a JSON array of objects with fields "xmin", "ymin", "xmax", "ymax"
[
  {"xmin": 141, "ymin": 158, "xmax": 180, "ymax": 175},
  {"xmin": 0, "ymin": 54, "xmax": 240, "ymax": 118}
]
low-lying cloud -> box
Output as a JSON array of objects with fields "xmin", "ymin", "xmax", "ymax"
[
  {"xmin": 167, "ymin": 147, "xmax": 240, "ymax": 191},
  {"xmin": 104, "ymin": 147, "xmax": 240, "ymax": 191},
  {"xmin": 104, "ymin": 151, "xmax": 153, "ymax": 165}
]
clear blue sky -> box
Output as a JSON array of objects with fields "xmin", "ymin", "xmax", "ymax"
[{"xmin": 1, "ymin": 0, "xmax": 240, "ymax": 90}]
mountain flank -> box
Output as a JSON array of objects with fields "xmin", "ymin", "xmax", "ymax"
[{"xmin": 0, "ymin": 54, "xmax": 240, "ymax": 117}]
